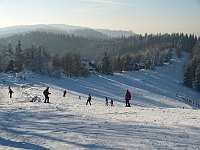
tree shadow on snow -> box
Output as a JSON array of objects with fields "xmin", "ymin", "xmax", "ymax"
[
  {"xmin": 0, "ymin": 137, "xmax": 49, "ymax": 150},
  {"xmin": 1, "ymin": 106, "xmax": 199, "ymax": 149}
]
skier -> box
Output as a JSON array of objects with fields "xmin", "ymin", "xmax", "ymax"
[
  {"xmin": 63, "ymin": 90, "xmax": 66, "ymax": 97},
  {"xmin": 8, "ymin": 86, "xmax": 14, "ymax": 98},
  {"xmin": 105, "ymin": 97, "xmax": 108, "ymax": 106},
  {"xmin": 110, "ymin": 99, "xmax": 114, "ymax": 106},
  {"xmin": 125, "ymin": 89, "xmax": 131, "ymax": 107},
  {"xmin": 86, "ymin": 94, "xmax": 92, "ymax": 105},
  {"xmin": 43, "ymin": 87, "xmax": 51, "ymax": 103}
]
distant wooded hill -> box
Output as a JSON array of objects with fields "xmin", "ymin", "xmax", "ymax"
[
  {"xmin": 0, "ymin": 24, "xmax": 135, "ymax": 38},
  {"xmin": 0, "ymin": 30, "xmax": 137, "ymax": 60},
  {"xmin": 0, "ymin": 25, "xmax": 199, "ymax": 92},
  {"xmin": 0, "ymin": 25, "xmax": 134, "ymax": 60},
  {"xmin": 0, "ymin": 28, "xmax": 197, "ymax": 61}
]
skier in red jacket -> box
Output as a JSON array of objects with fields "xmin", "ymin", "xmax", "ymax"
[{"xmin": 125, "ymin": 89, "xmax": 131, "ymax": 107}]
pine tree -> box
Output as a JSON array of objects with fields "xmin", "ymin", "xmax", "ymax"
[
  {"xmin": 16, "ymin": 40, "xmax": 22, "ymax": 53},
  {"xmin": 112, "ymin": 56, "xmax": 123, "ymax": 73},
  {"xmin": 14, "ymin": 40, "xmax": 24, "ymax": 71},
  {"xmin": 194, "ymin": 65, "xmax": 200, "ymax": 91},
  {"xmin": 37, "ymin": 45, "xmax": 43, "ymax": 74},
  {"xmin": 124, "ymin": 54, "xmax": 133, "ymax": 71},
  {"xmin": 52, "ymin": 53, "xmax": 62, "ymax": 69},
  {"xmin": 159, "ymin": 52, "xmax": 164, "ymax": 66},
  {"xmin": 183, "ymin": 65, "xmax": 193, "ymax": 88},
  {"xmin": 7, "ymin": 42, "xmax": 14, "ymax": 58},
  {"xmin": 0, "ymin": 44, "xmax": 11, "ymax": 71},
  {"xmin": 183, "ymin": 38, "xmax": 199, "ymax": 91},
  {"xmin": 101, "ymin": 52, "xmax": 113, "ymax": 75},
  {"xmin": 61, "ymin": 52, "xmax": 81, "ymax": 77},
  {"xmin": 71, "ymin": 53, "xmax": 81, "ymax": 77}
]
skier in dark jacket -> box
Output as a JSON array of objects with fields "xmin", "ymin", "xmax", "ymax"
[
  {"xmin": 86, "ymin": 94, "xmax": 92, "ymax": 105},
  {"xmin": 63, "ymin": 90, "xmax": 66, "ymax": 97},
  {"xmin": 8, "ymin": 86, "xmax": 14, "ymax": 98},
  {"xmin": 125, "ymin": 89, "xmax": 131, "ymax": 107},
  {"xmin": 110, "ymin": 99, "xmax": 114, "ymax": 106},
  {"xmin": 43, "ymin": 87, "xmax": 51, "ymax": 103},
  {"xmin": 105, "ymin": 97, "xmax": 108, "ymax": 106}
]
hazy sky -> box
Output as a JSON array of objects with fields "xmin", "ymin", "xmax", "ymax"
[{"xmin": 0, "ymin": 0, "xmax": 200, "ymax": 35}]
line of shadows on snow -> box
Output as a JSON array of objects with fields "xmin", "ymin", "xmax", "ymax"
[
  {"xmin": 0, "ymin": 136, "xmax": 49, "ymax": 150},
  {"xmin": 0, "ymin": 106, "xmax": 199, "ymax": 149}
]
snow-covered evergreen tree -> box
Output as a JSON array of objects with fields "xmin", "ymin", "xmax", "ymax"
[
  {"xmin": 162, "ymin": 49, "xmax": 172, "ymax": 63},
  {"xmin": 70, "ymin": 53, "xmax": 81, "ymax": 77},
  {"xmin": 183, "ymin": 65, "xmax": 193, "ymax": 88},
  {"xmin": 154, "ymin": 50, "xmax": 160, "ymax": 67},
  {"xmin": 124, "ymin": 54, "xmax": 133, "ymax": 71},
  {"xmin": 7, "ymin": 42, "xmax": 14, "ymax": 58},
  {"xmin": 61, "ymin": 52, "xmax": 81, "ymax": 77},
  {"xmin": 37, "ymin": 45, "xmax": 44, "ymax": 75},
  {"xmin": 183, "ymin": 39, "xmax": 200, "ymax": 91},
  {"xmin": 101, "ymin": 52, "xmax": 113, "ymax": 75},
  {"xmin": 14, "ymin": 40, "xmax": 24, "ymax": 71},
  {"xmin": 112, "ymin": 56, "xmax": 123, "ymax": 73},
  {"xmin": 194, "ymin": 65, "xmax": 200, "ymax": 91},
  {"xmin": 159, "ymin": 52, "xmax": 164, "ymax": 66},
  {"xmin": 24, "ymin": 45, "xmax": 39, "ymax": 73},
  {"xmin": 0, "ymin": 46, "xmax": 8, "ymax": 71}
]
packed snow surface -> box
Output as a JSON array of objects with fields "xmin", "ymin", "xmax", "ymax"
[{"xmin": 0, "ymin": 51, "xmax": 200, "ymax": 150}]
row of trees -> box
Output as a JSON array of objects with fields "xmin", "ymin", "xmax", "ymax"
[
  {"xmin": 183, "ymin": 39, "xmax": 200, "ymax": 91},
  {"xmin": 0, "ymin": 31, "xmax": 199, "ymax": 92},
  {"xmin": 0, "ymin": 31, "xmax": 198, "ymax": 61},
  {"xmin": 0, "ymin": 40, "xmax": 114, "ymax": 77},
  {"xmin": 0, "ymin": 38, "xmax": 185, "ymax": 77},
  {"xmin": 0, "ymin": 42, "xmax": 13, "ymax": 72},
  {"xmin": 0, "ymin": 40, "xmax": 52, "ymax": 75}
]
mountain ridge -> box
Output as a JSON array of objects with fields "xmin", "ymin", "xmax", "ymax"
[{"xmin": 0, "ymin": 24, "xmax": 136, "ymax": 38}]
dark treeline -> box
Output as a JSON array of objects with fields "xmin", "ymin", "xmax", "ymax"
[
  {"xmin": 183, "ymin": 39, "xmax": 200, "ymax": 91},
  {"xmin": 0, "ymin": 31, "xmax": 198, "ymax": 60},
  {"xmin": 69, "ymin": 28, "xmax": 110, "ymax": 39},
  {"xmin": 0, "ymin": 31, "xmax": 199, "ymax": 91}
]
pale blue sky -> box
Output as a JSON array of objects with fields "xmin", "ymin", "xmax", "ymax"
[{"xmin": 0, "ymin": 0, "xmax": 200, "ymax": 35}]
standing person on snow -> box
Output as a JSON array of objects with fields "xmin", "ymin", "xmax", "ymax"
[
  {"xmin": 105, "ymin": 97, "xmax": 108, "ymax": 106},
  {"xmin": 110, "ymin": 99, "xmax": 114, "ymax": 106},
  {"xmin": 63, "ymin": 90, "xmax": 66, "ymax": 97},
  {"xmin": 86, "ymin": 94, "xmax": 92, "ymax": 105},
  {"xmin": 125, "ymin": 89, "xmax": 131, "ymax": 107},
  {"xmin": 8, "ymin": 86, "xmax": 14, "ymax": 98},
  {"xmin": 43, "ymin": 87, "xmax": 51, "ymax": 103}
]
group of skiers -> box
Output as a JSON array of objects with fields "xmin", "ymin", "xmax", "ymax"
[
  {"xmin": 8, "ymin": 86, "xmax": 132, "ymax": 107},
  {"xmin": 86, "ymin": 89, "xmax": 132, "ymax": 107},
  {"xmin": 105, "ymin": 97, "xmax": 114, "ymax": 106}
]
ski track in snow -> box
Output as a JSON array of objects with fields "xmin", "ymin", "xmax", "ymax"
[{"xmin": 0, "ymin": 51, "xmax": 200, "ymax": 150}]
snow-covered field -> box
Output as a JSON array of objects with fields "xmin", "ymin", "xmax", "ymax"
[{"xmin": 0, "ymin": 51, "xmax": 200, "ymax": 150}]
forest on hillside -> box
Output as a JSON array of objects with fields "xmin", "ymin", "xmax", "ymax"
[
  {"xmin": 184, "ymin": 40, "xmax": 200, "ymax": 91},
  {"xmin": 0, "ymin": 31, "xmax": 199, "ymax": 91},
  {"xmin": 0, "ymin": 31, "xmax": 197, "ymax": 59}
]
